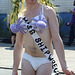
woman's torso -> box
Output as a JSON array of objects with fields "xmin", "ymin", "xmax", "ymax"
[{"xmin": 22, "ymin": 4, "xmax": 53, "ymax": 57}]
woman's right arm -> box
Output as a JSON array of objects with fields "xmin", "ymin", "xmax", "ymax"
[{"xmin": 12, "ymin": 32, "xmax": 24, "ymax": 75}]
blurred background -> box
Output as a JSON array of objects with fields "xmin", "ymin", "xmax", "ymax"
[{"xmin": 0, "ymin": 0, "xmax": 75, "ymax": 44}]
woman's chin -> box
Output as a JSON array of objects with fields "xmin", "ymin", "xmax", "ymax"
[{"xmin": 28, "ymin": 0, "xmax": 37, "ymax": 4}]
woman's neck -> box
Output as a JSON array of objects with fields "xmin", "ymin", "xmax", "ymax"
[{"xmin": 26, "ymin": 2, "xmax": 40, "ymax": 11}]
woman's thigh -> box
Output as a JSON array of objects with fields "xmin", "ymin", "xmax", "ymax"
[
  {"xmin": 36, "ymin": 62, "xmax": 52, "ymax": 75},
  {"xmin": 21, "ymin": 58, "xmax": 35, "ymax": 75}
]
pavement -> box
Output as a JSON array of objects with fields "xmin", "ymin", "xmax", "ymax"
[{"xmin": 0, "ymin": 42, "xmax": 75, "ymax": 75}]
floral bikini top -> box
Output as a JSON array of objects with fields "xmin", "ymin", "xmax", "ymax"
[{"xmin": 10, "ymin": 4, "xmax": 48, "ymax": 34}]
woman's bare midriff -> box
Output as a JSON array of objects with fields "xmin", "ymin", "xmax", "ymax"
[
  {"xmin": 23, "ymin": 28, "xmax": 53, "ymax": 57},
  {"xmin": 21, "ymin": 3, "xmax": 53, "ymax": 57}
]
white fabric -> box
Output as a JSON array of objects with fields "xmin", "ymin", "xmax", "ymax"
[
  {"xmin": 22, "ymin": 53, "xmax": 51, "ymax": 70},
  {"xmin": 42, "ymin": 4, "xmax": 44, "ymax": 14}
]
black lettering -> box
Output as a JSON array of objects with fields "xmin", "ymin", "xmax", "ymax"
[
  {"xmin": 52, "ymin": 64, "xmax": 57, "ymax": 69},
  {"xmin": 43, "ymin": 46, "xmax": 47, "ymax": 49},
  {"xmin": 29, "ymin": 29, "xmax": 35, "ymax": 35},
  {"xmin": 26, "ymin": 21, "xmax": 30, "ymax": 24},
  {"xmin": 27, "ymin": 25, "xmax": 32, "ymax": 29},
  {"xmin": 54, "ymin": 68, "xmax": 59, "ymax": 73},
  {"xmin": 35, "ymin": 38, "xmax": 41, "ymax": 43},
  {"xmin": 38, "ymin": 42, "xmax": 44, "ymax": 47},
  {"xmin": 44, "ymin": 50, "xmax": 50, "ymax": 54},
  {"xmin": 56, "ymin": 73, "xmax": 59, "ymax": 75},
  {"xmin": 41, "ymin": 48, "xmax": 44, "ymax": 52},
  {"xmin": 52, "ymin": 60, "xmax": 55, "ymax": 64},
  {"xmin": 41, "ymin": 46, "xmax": 47, "ymax": 52},
  {"xmin": 23, "ymin": 17, "xmax": 30, "ymax": 26},
  {"xmin": 23, "ymin": 17, "xmax": 26, "ymax": 20},
  {"xmin": 48, "ymin": 55, "xmax": 53, "ymax": 61}
]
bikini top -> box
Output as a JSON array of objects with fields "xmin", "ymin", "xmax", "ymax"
[{"xmin": 10, "ymin": 4, "xmax": 48, "ymax": 34}]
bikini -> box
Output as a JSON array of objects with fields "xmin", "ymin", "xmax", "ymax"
[
  {"xmin": 10, "ymin": 4, "xmax": 48, "ymax": 34},
  {"xmin": 22, "ymin": 4, "xmax": 51, "ymax": 71}
]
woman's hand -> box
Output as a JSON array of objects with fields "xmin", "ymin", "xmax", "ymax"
[
  {"xmin": 70, "ymin": 10, "xmax": 73, "ymax": 13},
  {"xmin": 62, "ymin": 67, "xmax": 74, "ymax": 75},
  {"xmin": 66, "ymin": 23, "xmax": 70, "ymax": 26}
]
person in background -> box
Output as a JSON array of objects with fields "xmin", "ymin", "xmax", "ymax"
[
  {"xmin": 66, "ymin": 0, "xmax": 75, "ymax": 46},
  {"xmin": 11, "ymin": 32, "xmax": 16, "ymax": 47},
  {"xmin": 8, "ymin": 14, "xmax": 16, "ymax": 47}
]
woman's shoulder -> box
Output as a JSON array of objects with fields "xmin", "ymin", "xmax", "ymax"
[{"xmin": 44, "ymin": 4, "xmax": 54, "ymax": 12}]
